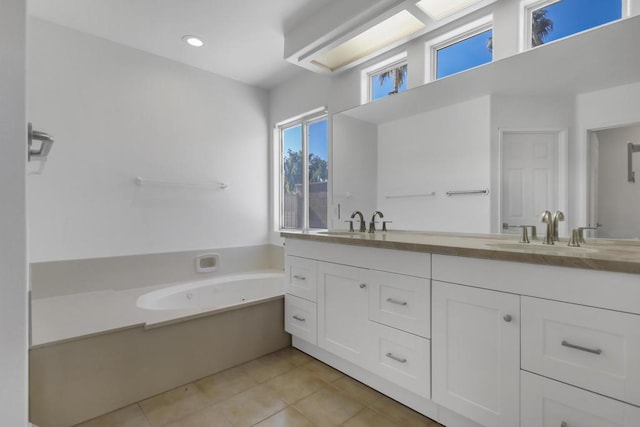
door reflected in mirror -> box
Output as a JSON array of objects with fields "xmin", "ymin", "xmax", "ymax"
[{"xmin": 589, "ymin": 122, "xmax": 640, "ymax": 239}]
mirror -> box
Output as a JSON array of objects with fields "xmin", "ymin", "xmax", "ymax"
[
  {"xmin": 588, "ymin": 123, "xmax": 640, "ymax": 239},
  {"xmin": 330, "ymin": 15, "xmax": 640, "ymax": 239}
]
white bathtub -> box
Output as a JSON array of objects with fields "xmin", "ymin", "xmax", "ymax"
[{"xmin": 136, "ymin": 272, "xmax": 285, "ymax": 311}]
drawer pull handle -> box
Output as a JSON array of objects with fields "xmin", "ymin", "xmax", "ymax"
[
  {"xmin": 292, "ymin": 315, "xmax": 306, "ymax": 322},
  {"xmin": 359, "ymin": 283, "xmax": 367, "ymax": 289},
  {"xmin": 386, "ymin": 298, "xmax": 408, "ymax": 306},
  {"xmin": 561, "ymin": 340, "xmax": 602, "ymax": 355},
  {"xmin": 293, "ymin": 275, "xmax": 306, "ymax": 280},
  {"xmin": 503, "ymin": 314, "xmax": 512, "ymax": 322},
  {"xmin": 386, "ymin": 352, "xmax": 407, "ymax": 363}
]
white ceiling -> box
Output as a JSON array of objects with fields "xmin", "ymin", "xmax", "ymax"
[{"xmin": 28, "ymin": 0, "xmax": 340, "ymax": 89}]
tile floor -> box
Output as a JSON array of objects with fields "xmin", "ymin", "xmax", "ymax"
[{"xmin": 74, "ymin": 347, "xmax": 444, "ymax": 427}]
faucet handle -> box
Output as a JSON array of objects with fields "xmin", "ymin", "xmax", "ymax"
[
  {"xmin": 382, "ymin": 221, "xmax": 392, "ymax": 232},
  {"xmin": 344, "ymin": 220, "xmax": 354, "ymax": 232},
  {"xmin": 568, "ymin": 228, "xmax": 581, "ymax": 247}
]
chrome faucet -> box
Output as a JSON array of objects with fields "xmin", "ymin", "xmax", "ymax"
[
  {"xmin": 368, "ymin": 211, "xmax": 384, "ymax": 233},
  {"xmin": 552, "ymin": 211, "xmax": 565, "ymax": 241},
  {"xmin": 540, "ymin": 210, "xmax": 554, "ymax": 245},
  {"xmin": 350, "ymin": 211, "xmax": 366, "ymax": 232}
]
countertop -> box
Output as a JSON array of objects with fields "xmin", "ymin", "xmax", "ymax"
[{"xmin": 281, "ymin": 230, "xmax": 640, "ymax": 275}]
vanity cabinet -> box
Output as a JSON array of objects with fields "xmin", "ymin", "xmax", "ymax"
[
  {"xmin": 521, "ymin": 371, "xmax": 640, "ymax": 427},
  {"xmin": 317, "ymin": 262, "xmax": 370, "ymax": 365},
  {"xmin": 431, "ymin": 281, "xmax": 520, "ymax": 427},
  {"xmin": 283, "ymin": 235, "xmax": 640, "ymax": 427}
]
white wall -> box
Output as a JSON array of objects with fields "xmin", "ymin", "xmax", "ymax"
[
  {"xmin": 28, "ymin": 19, "xmax": 270, "ymax": 262},
  {"xmin": 378, "ymin": 96, "xmax": 492, "ymax": 232},
  {"xmin": 0, "ymin": 1, "xmax": 28, "ymax": 424},
  {"xmin": 574, "ymin": 82, "xmax": 640, "ymax": 227},
  {"xmin": 332, "ymin": 115, "xmax": 378, "ymax": 229},
  {"xmin": 594, "ymin": 124, "xmax": 640, "ymax": 238}
]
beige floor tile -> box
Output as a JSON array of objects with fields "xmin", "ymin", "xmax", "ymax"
[
  {"xmin": 273, "ymin": 347, "xmax": 314, "ymax": 367},
  {"xmin": 341, "ymin": 407, "xmax": 400, "ymax": 427},
  {"xmin": 265, "ymin": 365, "xmax": 330, "ymax": 404},
  {"xmin": 139, "ymin": 384, "xmax": 211, "ymax": 426},
  {"xmin": 216, "ymin": 384, "xmax": 288, "ymax": 427},
  {"xmin": 253, "ymin": 407, "xmax": 315, "ymax": 427},
  {"xmin": 163, "ymin": 404, "xmax": 233, "ymax": 427},
  {"xmin": 299, "ymin": 359, "xmax": 344, "ymax": 383},
  {"xmin": 294, "ymin": 385, "xmax": 364, "ymax": 427},
  {"xmin": 195, "ymin": 365, "xmax": 257, "ymax": 404},
  {"xmin": 241, "ymin": 351, "xmax": 297, "ymax": 383},
  {"xmin": 368, "ymin": 394, "xmax": 435, "ymax": 427},
  {"xmin": 73, "ymin": 404, "xmax": 150, "ymax": 427},
  {"xmin": 331, "ymin": 377, "xmax": 383, "ymax": 406}
]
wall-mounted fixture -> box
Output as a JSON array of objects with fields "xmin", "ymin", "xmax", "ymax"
[
  {"xmin": 28, "ymin": 123, "xmax": 54, "ymax": 162},
  {"xmin": 627, "ymin": 142, "xmax": 640, "ymax": 182}
]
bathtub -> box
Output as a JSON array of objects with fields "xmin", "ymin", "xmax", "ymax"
[
  {"xmin": 30, "ymin": 270, "xmax": 291, "ymax": 427},
  {"xmin": 136, "ymin": 272, "xmax": 285, "ymax": 311}
]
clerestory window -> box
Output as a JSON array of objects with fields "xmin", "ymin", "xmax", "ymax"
[{"xmin": 524, "ymin": 0, "xmax": 623, "ymax": 49}]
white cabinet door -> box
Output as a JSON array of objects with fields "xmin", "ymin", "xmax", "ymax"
[
  {"xmin": 521, "ymin": 371, "xmax": 640, "ymax": 427},
  {"xmin": 317, "ymin": 262, "xmax": 369, "ymax": 365},
  {"xmin": 432, "ymin": 281, "xmax": 520, "ymax": 427}
]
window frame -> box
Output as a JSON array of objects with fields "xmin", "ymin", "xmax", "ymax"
[
  {"xmin": 425, "ymin": 15, "xmax": 493, "ymax": 82},
  {"xmin": 520, "ymin": 0, "xmax": 629, "ymax": 51},
  {"xmin": 276, "ymin": 108, "xmax": 328, "ymax": 231},
  {"xmin": 360, "ymin": 52, "xmax": 407, "ymax": 104},
  {"xmin": 367, "ymin": 58, "xmax": 408, "ymax": 102}
]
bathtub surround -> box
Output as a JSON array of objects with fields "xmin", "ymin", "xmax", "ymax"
[
  {"xmin": 30, "ymin": 244, "xmax": 284, "ymax": 299},
  {"xmin": 28, "ymin": 18, "xmax": 271, "ymax": 262},
  {"xmin": 30, "ymin": 298, "xmax": 290, "ymax": 427}
]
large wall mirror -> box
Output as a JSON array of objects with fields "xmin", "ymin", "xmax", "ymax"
[{"xmin": 588, "ymin": 123, "xmax": 640, "ymax": 240}]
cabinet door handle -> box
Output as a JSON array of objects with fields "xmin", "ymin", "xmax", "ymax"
[
  {"xmin": 359, "ymin": 283, "xmax": 367, "ymax": 289},
  {"xmin": 561, "ymin": 422, "xmax": 568, "ymax": 427},
  {"xmin": 293, "ymin": 275, "xmax": 306, "ymax": 280},
  {"xmin": 292, "ymin": 315, "xmax": 306, "ymax": 322},
  {"xmin": 386, "ymin": 298, "xmax": 408, "ymax": 306},
  {"xmin": 386, "ymin": 352, "xmax": 407, "ymax": 363},
  {"xmin": 503, "ymin": 314, "xmax": 512, "ymax": 322},
  {"xmin": 561, "ymin": 340, "xmax": 602, "ymax": 355}
]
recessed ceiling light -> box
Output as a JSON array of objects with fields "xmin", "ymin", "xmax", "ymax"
[
  {"xmin": 182, "ymin": 35, "xmax": 204, "ymax": 47},
  {"xmin": 416, "ymin": 0, "xmax": 482, "ymax": 21}
]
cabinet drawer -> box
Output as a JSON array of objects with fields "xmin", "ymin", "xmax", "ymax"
[
  {"xmin": 367, "ymin": 321, "xmax": 430, "ymax": 398},
  {"xmin": 368, "ymin": 271, "xmax": 430, "ymax": 338},
  {"xmin": 522, "ymin": 297, "xmax": 640, "ymax": 405},
  {"xmin": 285, "ymin": 256, "xmax": 317, "ymax": 302},
  {"xmin": 285, "ymin": 294, "xmax": 317, "ymax": 345},
  {"xmin": 521, "ymin": 371, "xmax": 640, "ymax": 427}
]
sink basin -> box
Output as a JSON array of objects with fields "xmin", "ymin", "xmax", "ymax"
[{"xmin": 486, "ymin": 242, "xmax": 598, "ymax": 253}]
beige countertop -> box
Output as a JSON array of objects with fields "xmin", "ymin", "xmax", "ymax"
[{"xmin": 281, "ymin": 230, "xmax": 640, "ymax": 275}]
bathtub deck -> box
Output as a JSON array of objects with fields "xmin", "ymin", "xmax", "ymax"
[{"xmin": 31, "ymin": 270, "xmax": 284, "ymax": 347}]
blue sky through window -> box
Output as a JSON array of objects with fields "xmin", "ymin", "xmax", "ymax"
[
  {"xmin": 533, "ymin": 0, "xmax": 621, "ymax": 45},
  {"xmin": 436, "ymin": 29, "xmax": 493, "ymax": 79},
  {"xmin": 283, "ymin": 119, "xmax": 327, "ymax": 161},
  {"xmin": 372, "ymin": 65, "xmax": 408, "ymax": 101}
]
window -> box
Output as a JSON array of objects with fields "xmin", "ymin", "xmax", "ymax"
[
  {"xmin": 370, "ymin": 61, "xmax": 408, "ymax": 101},
  {"xmin": 426, "ymin": 16, "xmax": 493, "ymax": 81},
  {"xmin": 278, "ymin": 110, "xmax": 328, "ymax": 230},
  {"xmin": 362, "ymin": 53, "xmax": 408, "ymax": 102},
  {"xmin": 525, "ymin": 0, "xmax": 622, "ymax": 49}
]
